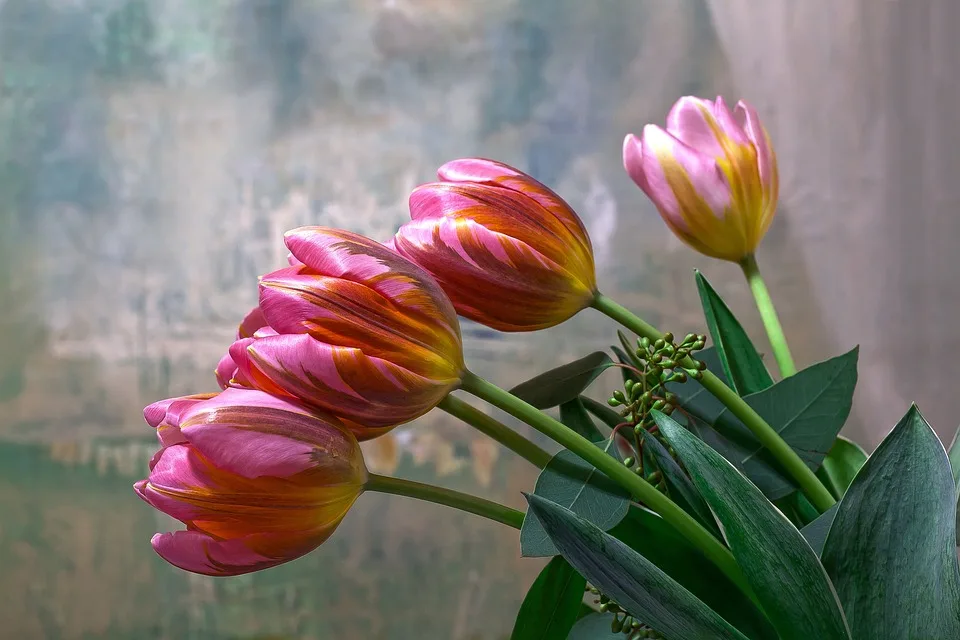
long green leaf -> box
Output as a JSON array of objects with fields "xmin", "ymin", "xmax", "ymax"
[
  {"xmin": 560, "ymin": 398, "xmax": 605, "ymax": 443},
  {"xmin": 655, "ymin": 412, "xmax": 851, "ymax": 640},
  {"xmin": 509, "ymin": 352, "xmax": 612, "ymax": 409},
  {"xmin": 815, "ymin": 436, "xmax": 868, "ymax": 500},
  {"xmin": 520, "ymin": 444, "xmax": 629, "ymax": 557},
  {"xmin": 640, "ymin": 432, "xmax": 719, "ymax": 536},
  {"xmin": 674, "ymin": 348, "xmax": 859, "ymax": 500},
  {"xmin": 800, "ymin": 504, "xmax": 838, "ymax": 557},
  {"xmin": 581, "ymin": 396, "xmax": 626, "ymax": 431},
  {"xmin": 695, "ymin": 270, "xmax": 773, "ymax": 395},
  {"xmin": 611, "ymin": 507, "xmax": 777, "ymax": 640},
  {"xmin": 821, "ymin": 405, "xmax": 960, "ymax": 639},
  {"xmin": 525, "ymin": 494, "xmax": 752, "ymax": 640},
  {"xmin": 510, "ymin": 556, "xmax": 585, "ymax": 640},
  {"xmin": 948, "ymin": 425, "xmax": 960, "ymax": 487}
]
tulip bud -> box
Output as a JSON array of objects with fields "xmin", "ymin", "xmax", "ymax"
[
  {"xmin": 135, "ymin": 388, "xmax": 367, "ymax": 576},
  {"xmin": 623, "ymin": 96, "xmax": 778, "ymax": 262},
  {"xmin": 393, "ymin": 158, "xmax": 597, "ymax": 332},
  {"xmin": 227, "ymin": 227, "xmax": 464, "ymax": 440}
]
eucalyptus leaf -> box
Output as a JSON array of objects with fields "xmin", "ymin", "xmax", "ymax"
[
  {"xmin": 525, "ymin": 494, "xmax": 752, "ymax": 640},
  {"xmin": 509, "ymin": 352, "xmax": 613, "ymax": 409},
  {"xmin": 640, "ymin": 432, "xmax": 720, "ymax": 536},
  {"xmin": 800, "ymin": 504, "xmax": 838, "ymax": 557},
  {"xmin": 510, "ymin": 556, "xmax": 585, "ymax": 640},
  {"xmin": 695, "ymin": 271, "xmax": 773, "ymax": 395},
  {"xmin": 560, "ymin": 398, "xmax": 605, "ymax": 443},
  {"xmin": 948, "ymin": 425, "xmax": 960, "ymax": 487},
  {"xmin": 655, "ymin": 411, "xmax": 851, "ymax": 640},
  {"xmin": 581, "ymin": 396, "xmax": 625, "ymax": 431},
  {"xmin": 520, "ymin": 443, "xmax": 629, "ymax": 557},
  {"xmin": 821, "ymin": 405, "xmax": 960, "ymax": 639},
  {"xmin": 617, "ymin": 330, "xmax": 644, "ymax": 369},
  {"xmin": 816, "ymin": 437, "xmax": 868, "ymax": 500},
  {"xmin": 610, "ymin": 507, "xmax": 777, "ymax": 640},
  {"xmin": 610, "ymin": 345, "xmax": 642, "ymax": 386}
]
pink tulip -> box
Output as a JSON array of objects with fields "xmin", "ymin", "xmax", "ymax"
[
  {"xmin": 623, "ymin": 96, "xmax": 779, "ymax": 262},
  {"xmin": 135, "ymin": 388, "xmax": 367, "ymax": 576},
  {"xmin": 223, "ymin": 227, "xmax": 465, "ymax": 440}
]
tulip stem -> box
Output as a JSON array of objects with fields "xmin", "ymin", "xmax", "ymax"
[
  {"xmin": 739, "ymin": 253, "xmax": 797, "ymax": 377},
  {"xmin": 439, "ymin": 395, "xmax": 552, "ymax": 469},
  {"xmin": 591, "ymin": 292, "xmax": 835, "ymax": 513},
  {"xmin": 459, "ymin": 370, "xmax": 757, "ymax": 605},
  {"xmin": 365, "ymin": 474, "xmax": 524, "ymax": 530}
]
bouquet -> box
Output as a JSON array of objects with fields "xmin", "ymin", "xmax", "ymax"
[{"xmin": 135, "ymin": 96, "xmax": 960, "ymax": 639}]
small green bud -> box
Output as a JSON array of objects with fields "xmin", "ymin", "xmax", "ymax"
[
  {"xmin": 654, "ymin": 338, "xmax": 665, "ymax": 350},
  {"xmin": 623, "ymin": 456, "xmax": 635, "ymax": 468},
  {"xmin": 662, "ymin": 332, "xmax": 673, "ymax": 343},
  {"xmin": 608, "ymin": 397, "xmax": 621, "ymax": 407}
]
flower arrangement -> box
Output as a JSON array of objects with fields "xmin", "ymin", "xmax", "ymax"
[{"xmin": 136, "ymin": 96, "xmax": 960, "ymax": 639}]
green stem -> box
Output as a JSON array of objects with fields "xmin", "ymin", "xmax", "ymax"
[
  {"xmin": 365, "ymin": 473, "xmax": 524, "ymax": 530},
  {"xmin": 739, "ymin": 254, "xmax": 797, "ymax": 377},
  {"xmin": 592, "ymin": 292, "xmax": 836, "ymax": 513},
  {"xmin": 439, "ymin": 395, "xmax": 552, "ymax": 469},
  {"xmin": 460, "ymin": 370, "xmax": 756, "ymax": 604}
]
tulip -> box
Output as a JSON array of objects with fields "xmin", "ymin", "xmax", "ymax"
[
  {"xmin": 135, "ymin": 388, "xmax": 367, "ymax": 576},
  {"xmin": 215, "ymin": 306, "xmax": 268, "ymax": 390},
  {"xmin": 226, "ymin": 227, "xmax": 464, "ymax": 439},
  {"xmin": 393, "ymin": 158, "xmax": 597, "ymax": 332},
  {"xmin": 623, "ymin": 96, "xmax": 779, "ymax": 263}
]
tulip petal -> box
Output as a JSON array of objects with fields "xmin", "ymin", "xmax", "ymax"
[
  {"xmin": 735, "ymin": 100, "xmax": 777, "ymax": 195},
  {"xmin": 151, "ymin": 529, "xmax": 323, "ymax": 577},
  {"xmin": 622, "ymin": 133, "xmax": 649, "ymax": 192},
  {"xmin": 712, "ymin": 96, "xmax": 751, "ymax": 146},
  {"xmin": 245, "ymin": 333, "xmax": 456, "ymax": 431},
  {"xmin": 238, "ymin": 306, "xmax": 269, "ymax": 339},
  {"xmin": 665, "ymin": 96, "xmax": 726, "ymax": 157},
  {"xmin": 178, "ymin": 388, "xmax": 363, "ymax": 480},
  {"xmin": 215, "ymin": 352, "xmax": 238, "ymax": 390}
]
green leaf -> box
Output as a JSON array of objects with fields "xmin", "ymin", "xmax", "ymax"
[
  {"xmin": 510, "ymin": 556, "xmax": 586, "ymax": 640},
  {"xmin": 695, "ymin": 271, "xmax": 773, "ymax": 395},
  {"xmin": 800, "ymin": 504, "xmax": 838, "ymax": 557},
  {"xmin": 611, "ymin": 507, "xmax": 777, "ymax": 640},
  {"xmin": 509, "ymin": 352, "xmax": 613, "ymax": 409},
  {"xmin": 560, "ymin": 399, "xmax": 605, "ymax": 443},
  {"xmin": 520, "ymin": 444, "xmax": 629, "ymax": 557},
  {"xmin": 639, "ymin": 432, "xmax": 720, "ymax": 536},
  {"xmin": 820, "ymin": 405, "xmax": 960, "ymax": 639},
  {"xmin": 610, "ymin": 345, "xmax": 642, "ymax": 386},
  {"xmin": 567, "ymin": 613, "xmax": 620, "ymax": 639},
  {"xmin": 525, "ymin": 494, "xmax": 752, "ymax": 640},
  {"xmin": 948, "ymin": 426, "xmax": 960, "ymax": 487},
  {"xmin": 617, "ymin": 330, "xmax": 644, "ymax": 370},
  {"xmin": 655, "ymin": 411, "xmax": 851, "ymax": 640},
  {"xmin": 566, "ymin": 614, "xmax": 617, "ymax": 639},
  {"xmin": 675, "ymin": 348, "xmax": 859, "ymax": 500},
  {"xmin": 816, "ymin": 437, "xmax": 868, "ymax": 500},
  {"xmin": 581, "ymin": 396, "xmax": 625, "ymax": 431}
]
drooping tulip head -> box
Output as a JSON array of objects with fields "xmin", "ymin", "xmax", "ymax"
[
  {"xmin": 135, "ymin": 388, "xmax": 367, "ymax": 576},
  {"xmin": 393, "ymin": 158, "xmax": 597, "ymax": 332},
  {"xmin": 226, "ymin": 227, "xmax": 464, "ymax": 439},
  {"xmin": 623, "ymin": 96, "xmax": 779, "ymax": 262}
]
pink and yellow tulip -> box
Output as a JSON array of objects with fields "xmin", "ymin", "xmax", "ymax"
[
  {"xmin": 223, "ymin": 227, "xmax": 464, "ymax": 439},
  {"xmin": 393, "ymin": 158, "xmax": 597, "ymax": 332},
  {"xmin": 623, "ymin": 96, "xmax": 779, "ymax": 262},
  {"xmin": 135, "ymin": 388, "xmax": 367, "ymax": 576}
]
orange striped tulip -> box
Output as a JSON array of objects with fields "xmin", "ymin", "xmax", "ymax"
[
  {"xmin": 135, "ymin": 388, "xmax": 366, "ymax": 576},
  {"xmin": 226, "ymin": 227, "xmax": 464, "ymax": 440},
  {"xmin": 394, "ymin": 158, "xmax": 597, "ymax": 332}
]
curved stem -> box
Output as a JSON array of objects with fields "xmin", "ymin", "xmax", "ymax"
[
  {"xmin": 591, "ymin": 292, "xmax": 836, "ymax": 513},
  {"xmin": 460, "ymin": 370, "xmax": 756, "ymax": 603},
  {"xmin": 365, "ymin": 473, "xmax": 523, "ymax": 530},
  {"xmin": 439, "ymin": 395, "xmax": 552, "ymax": 469},
  {"xmin": 740, "ymin": 254, "xmax": 797, "ymax": 377}
]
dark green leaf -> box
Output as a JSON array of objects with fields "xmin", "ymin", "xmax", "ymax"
[
  {"xmin": 510, "ymin": 556, "xmax": 586, "ymax": 640},
  {"xmin": 611, "ymin": 507, "xmax": 777, "ymax": 640},
  {"xmin": 560, "ymin": 399, "xmax": 605, "ymax": 443},
  {"xmin": 509, "ymin": 352, "xmax": 613, "ymax": 409},
  {"xmin": 655, "ymin": 412, "xmax": 851, "ymax": 640},
  {"xmin": 581, "ymin": 396, "xmax": 625, "ymax": 431},
  {"xmin": 675, "ymin": 348, "xmax": 859, "ymax": 500},
  {"xmin": 526, "ymin": 494, "xmax": 752, "ymax": 640},
  {"xmin": 521, "ymin": 444, "xmax": 629, "ymax": 557},
  {"xmin": 695, "ymin": 271, "xmax": 773, "ymax": 395},
  {"xmin": 816, "ymin": 437, "xmax": 868, "ymax": 500},
  {"xmin": 821, "ymin": 405, "xmax": 960, "ymax": 639},
  {"xmin": 800, "ymin": 504, "xmax": 838, "ymax": 557},
  {"xmin": 617, "ymin": 330, "xmax": 644, "ymax": 369},
  {"xmin": 611, "ymin": 345, "xmax": 642, "ymax": 386},
  {"xmin": 640, "ymin": 432, "xmax": 720, "ymax": 536},
  {"xmin": 567, "ymin": 613, "xmax": 620, "ymax": 639},
  {"xmin": 948, "ymin": 426, "xmax": 960, "ymax": 487}
]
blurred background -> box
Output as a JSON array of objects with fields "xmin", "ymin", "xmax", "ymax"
[{"xmin": 1, "ymin": 0, "xmax": 957, "ymax": 637}]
